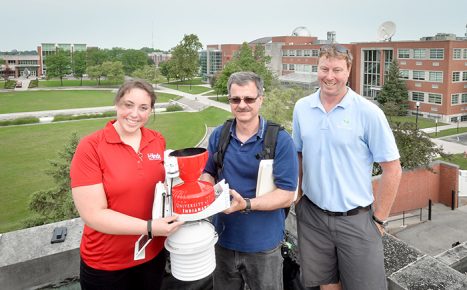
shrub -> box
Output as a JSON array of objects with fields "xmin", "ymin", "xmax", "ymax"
[
  {"xmin": 4, "ymin": 80, "xmax": 16, "ymax": 89},
  {"xmin": 165, "ymin": 104, "xmax": 184, "ymax": 112},
  {"xmin": 28, "ymin": 79, "xmax": 39, "ymax": 88},
  {"xmin": 53, "ymin": 111, "xmax": 116, "ymax": 122},
  {"xmin": 0, "ymin": 117, "xmax": 40, "ymax": 126}
]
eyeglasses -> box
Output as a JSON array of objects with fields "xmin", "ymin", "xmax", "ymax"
[{"xmin": 228, "ymin": 95, "xmax": 260, "ymax": 104}]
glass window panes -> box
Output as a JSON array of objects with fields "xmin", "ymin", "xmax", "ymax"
[
  {"xmin": 312, "ymin": 65, "xmax": 318, "ymax": 72},
  {"xmin": 413, "ymin": 71, "xmax": 425, "ymax": 80},
  {"xmin": 399, "ymin": 70, "xmax": 409, "ymax": 79},
  {"xmin": 413, "ymin": 49, "xmax": 426, "ymax": 59},
  {"xmin": 428, "ymin": 93, "xmax": 442, "ymax": 104},
  {"xmin": 312, "ymin": 50, "xmax": 319, "ymax": 57},
  {"xmin": 452, "ymin": 94, "xmax": 459, "ymax": 105},
  {"xmin": 289, "ymin": 64, "xmax": 295, "ymax": 70},
  {"xmin": 297, "ymin": 50, "xmax": 303, "ymax": 56},
  {"xmin": 463, "ymin": 49, "xmax": 467, "ymax": 59},
  {"xmin": 453, "ymin": 72, "xmax": 460, "ymax": 82},
  {"xmin": 462, "ymin": 93, "xmax": 467, "ymax": 104},
  {"xmin": 463, "ymin": 72, "xmax": 467, "ymax": 82},
  {"xmin": 289, "ymin": 50, "xmax": 296, "ymax": 56},
  {"xmin": 398, "ymin": 49, "xmax": 410, "ymax": 59},
  {"xmin": 304, "ymin": 50, "xmax": 310, "ymax": 56},
  {"xmin": 412, "ymin": 92, "xmax": 424, "ymax": 102},
  {"xmin": 282, "ymin": 64, "xmax": 288, "ymax": 70},
  {"xmin": 429, "ymin": 71, "xmax": 443, "ymax": 82},
  {"xmin": 453, "ymin": 49, "xmax": 462, "ymax": 59},
  {"xmin": 429, "ymin": 49, "xmax": 444, "ymax": 59}
]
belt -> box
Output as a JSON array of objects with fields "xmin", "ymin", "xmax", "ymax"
[{"xmin": 306, "ymin": 196, "xmax": 371, "ymax": 216}]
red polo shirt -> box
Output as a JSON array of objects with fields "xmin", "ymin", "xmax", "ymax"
[{"xmin": 70, "ymin": 121, "xmax": 166, "ymax": 270}]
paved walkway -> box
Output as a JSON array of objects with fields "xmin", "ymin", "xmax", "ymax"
[{"xmin": 391, "ymin": 203, "xmax": 467, "ymax": 256}]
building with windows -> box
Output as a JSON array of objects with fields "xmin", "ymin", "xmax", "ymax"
[
  {"xmin": 148, "ymin": 51, "xmax": 171, "ymax": 67},
  {"xmin": 38, "ymin": 43, "xmax": 87, "ymax": 76},
  {"xmin": 201, "ymin": 27, "xmax": 467, "ymax": 122},
  {"xmin": 0, "ymin": 54, "xmax": 41, "ymax": 78}
]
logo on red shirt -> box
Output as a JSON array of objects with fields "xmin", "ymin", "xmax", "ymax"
[{"xmin": 147, "ymin": 153, "xmax": 161, "ymax": 161}]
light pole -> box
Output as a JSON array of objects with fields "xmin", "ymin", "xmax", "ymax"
[
  {"xmin": 415, "ymin": 101, "xmax": 420, "ymax": 129},
  {"xmin": 457, "ymin": 118, "xmax": 460, "ymax": 134},
  {"xmin": 435, "ymin": 119, "xmax": 438, "ymax": 137}
]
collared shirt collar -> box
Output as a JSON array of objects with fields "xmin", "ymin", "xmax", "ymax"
[
  {"xmin": 309, "ymin": 87, "xmax": 355, "ymax": 111},
  {"xmin": 230, "ymin": 116, "xmax": 267, "ymax": 141},
  {"xmin": 103, "ymin": 120, "xmax": 155, "ymax": 147}
]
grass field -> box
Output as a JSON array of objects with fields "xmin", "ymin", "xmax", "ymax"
[
  {"xmin": 0, "ymin": 107, "xmax": 231, "ymax": 233},
  {"xmin": 0, "ymin": 91, "xmax": 180, "ymax": 114},
  {"xmin": 388, "ymin": 116, "xmax": 448, "ymax": 129},
  {"xmin": 162, "ymin": 84, "xmax": 212, "ymax": 95},
  {"xmin": 166, "ymin": 78, "xmax": 204, "ymax": 85},
  {"xmin": 429, "ymin": 127, "xmax": 467, "ymax": 138},
  {"xmin": 38, "ymin": 79, "xmax": 122, "ymax": 87},
  {"xmin": 439, "ymin": 153, "xmax": 467, "ymax": 169},
  {"xmin": 208, "ymin": 96, "xmax": 229, "ymax": 104}
]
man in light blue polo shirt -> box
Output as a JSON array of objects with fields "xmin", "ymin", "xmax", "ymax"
[
  {"xmin": 202, "ymin": 72, "xmax": 298, "ymax": 290},
  {"xmin": 292, "ymin": 44, "xmax": 402, "ymax": 290}
]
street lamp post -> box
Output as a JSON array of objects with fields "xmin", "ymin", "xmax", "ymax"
[
  {"xmin": 435, "ymin": 119, "xmax": 438, "ymax": 137},
  {"xmin": 415, "ymin": 101, "xmax": 420, "ymax": 130},
  {"xmin": 457, "ymin": 119, "xmax": 460, "ymax": 134}
]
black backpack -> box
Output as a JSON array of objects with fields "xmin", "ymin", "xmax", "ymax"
[{"xmin": 213, "ymin": 118, "xmax": 283, "ymax": 175}]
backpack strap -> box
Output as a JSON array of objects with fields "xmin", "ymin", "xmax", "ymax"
[
  {"xmin": 213, "ymin": 119, "xmax": 234, "ymax": 177},
  {"xmin": 257, "ymin": 121, "xmax": 283, "ymax": 160}
]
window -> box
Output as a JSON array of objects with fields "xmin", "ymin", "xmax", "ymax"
[
  {"xmin": 413, "ymin": 71, "xmax": 425, "ymax": 80},
  {"xmin": 297, "ymin": 50, "xmax": 303, "ymax": 56},
  {"xmin": 399, "ymin": 70, "xmax": 409, "ymax": 79},
  {"xmin": 464, "ymin": 49, "xmax": 467, "ymax": 59},
  {"xmin": 282, "ymin": 50, "xmax": 288, "ymax": 56},
  {"xmin": 428, "ymin": 93, "xmax": 442, "ymax": 104},
  {"xmin": 429, "ymin": 48, "xmax": 444, "ymax": 59},
  {"xmin": 311, "ymin": 49, "xmax": 319, "ymax": 57},
  {"xmin": 453, "ymin": 72, "xmax": 461, "ymax": 82},
  {"xmin": 311, "ymin": 65, "xmax": 318, "ymax": 72},
  {"xmin": 453, "ymin": 48, "xmax": 462, "ymax": 59},
  {"xmin": 304, "ymin": 50, "xmax": 311, "ymax": 56},
  {"xmin": 289, "ymin": 50, "xmax": 296, "ymax": 56},
  {"xmin": 282, "ymin": 64, "xmax": 288, "ymax": 70},
  {"xmin": 462, "ymin": 93, "xmax": 467, "ymax": 104},
  {"xmin": 463, "ymin": 72, "xmax": 467, "ymax": 82},
  {"xmin": 412, "ymin": 92, "xmax": 424, "ymax": 102},
  {"xmin": 452, "ymin": 94, "xmax": 459, "ymax": 105},
  {"xmin": 289, "ymin": 64, "xmax": 295, "ymax": 71},
  {"xmin": 413, "ymin": 49, "xmax": 426, "ymax": 59},
  {"xmin": 398, "ymin": 49, "xmax": 410, "ymax": 59},
  {"xmin": 429, "ymin": 71, "xmax": 443, "ymax": 82}
]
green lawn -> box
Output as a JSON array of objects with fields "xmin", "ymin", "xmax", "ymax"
[
  {"xmin": 166, "ymin": 78, "xmax": 204, "ymax": 85},
  {"xmin": 429, "ymin": 127, "xmax": 467, "ymax": 138},
  {"xmin": 388, "ymin": 116, "xmax": 448, "ymax": 129},
  {"xmin": 162, "ymin": 84, "xmax": 212, "ymax": 95},
  {"xmin": 0, "ymin": 107, "xmax": 230, "ymax": 233},
  {"xmin": 0, "ymin": 91, "xmax": 180, "ymax": 114},
  {"xmin": 208, "ymin": 96, "xmax": 229, "ymax": 104},
  {"xmin": 439, "ymin": 153, "xmax": 467, "ymax": 169},
  {"xmin": 38, "ymin": 79, "xmax": 122, "ymax": 87}
]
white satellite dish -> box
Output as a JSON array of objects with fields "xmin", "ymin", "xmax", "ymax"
[{"xmin": 377, "ymin": 21, "xmax": 396, "ymax": 41}]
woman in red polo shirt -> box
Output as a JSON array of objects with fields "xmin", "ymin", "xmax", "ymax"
[{"xmin": 70, "ymin": 79, "xmax": 184, "ymax": 290}]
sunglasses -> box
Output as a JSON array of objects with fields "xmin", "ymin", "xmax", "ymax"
[
  {"xmin": 320, "ymin": 44, "xmax": 350, "ymax": 55},
  {"xmin": 228, "ymin": 95, "xmax": 260, "ymax": 104}
]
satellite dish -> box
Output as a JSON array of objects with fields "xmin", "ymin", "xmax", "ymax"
[{"xmin": 377, "ymin": 21, "xmax": 396, "ymax": 41}]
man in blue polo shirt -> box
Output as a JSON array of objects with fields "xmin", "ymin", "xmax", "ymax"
[
  {"xmin": 202, "ymin": 71, "xmax": 298, "ymax": 290},
  {"xmin": 292, "ymin": 45, "xmax": 402, "ymax": 290}
]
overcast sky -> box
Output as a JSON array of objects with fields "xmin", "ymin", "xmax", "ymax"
[{"xmin": 3, "ymin": 0, "xmax": 466, "ymax": 52}]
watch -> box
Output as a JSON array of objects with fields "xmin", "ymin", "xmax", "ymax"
[
  {"xmin": 241, "ymin": 198, "xmax": 251, "ymax": 213},
  {"xmin": 372, "ymin": 215, "xmax": 388, "ymax": 228}
]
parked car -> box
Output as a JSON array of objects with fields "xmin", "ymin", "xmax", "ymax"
[{"xmin": 15, "ymin": 81, "xmax": 22, "ymax": 88}]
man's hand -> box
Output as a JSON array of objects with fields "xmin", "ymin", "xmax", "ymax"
[{"xmin": 223, "ymin": 189, "xmax": 247, "ymax": 214}]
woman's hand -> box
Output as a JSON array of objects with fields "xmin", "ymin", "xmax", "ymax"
[{"xmin": 152, "ymin": 215, "xmax": 184, "ymax": 237}]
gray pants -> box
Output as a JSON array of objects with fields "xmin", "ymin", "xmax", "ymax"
[
  {"xmin": 296, "ymin": 196, "xmax": 387, "ymax": 290},
  {"xmin": 213, "ymin": 244, "xmax": 284, "ymax": 290}
]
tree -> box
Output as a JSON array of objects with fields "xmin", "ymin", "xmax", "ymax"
[
  {"xmin": 119, "ymin": 49, "xmax": 149, "ymax": 75},
  {"xmin": 87, "ymin": 64, "xmax": 104, "ymax": 86},
  {"xmin": 378, "ymin": 59, "xmax": 409, "ymax": 116},
  {"xmin": 170, "ymin": 34, "xmax": 203, "ymax": 85},
  {"xmin": 159, "ymin": 60, "xmax": 176, "ymax": 83},
  {"xmin": 45, "ymin": 49, "xmax": 71, "ymax": 86},
  {"xmin": 214, "ymin": 42, "xmax": 274, "ymax": 95},
  {"xmin": 101, "ymin": 61, "xmax": 124, "ymax": 84},
  {"xmin": 261, "ymin": 86, "xmax": 309, "ymax": 131},
  {"xmin": 72, "ymin": 51, "xmax": 87, "ymax": 85},
  {"xmin": 132, "ymin": 65, "xmax": 160, "ymax": 85},
  {"xmin": 373, "ymin": 122, "xmax": 449, "ymax": 175},
  {"xmin": 24, "ymin": 133, "xmax": 80, "ymax": 227},
  {"xmin": 0, "ymin": 57, "xmax": 13, "ymax": 82},
  {"xmin": 86, "ymin": 47, "xmax": 109, "ymax": 66}
]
